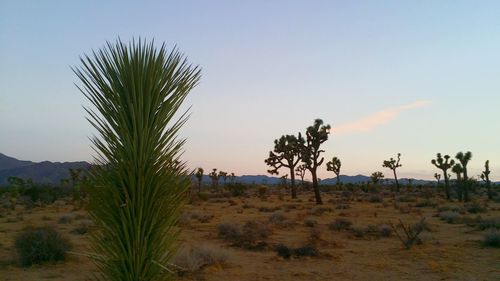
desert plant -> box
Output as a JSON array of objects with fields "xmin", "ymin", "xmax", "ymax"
[
  {"xmin": 326, "ymin": 156, "xmax": 341, "ymax": 185},
  {"xmin": 382, "ymin": 153, "xmax": 402, "ymax": 192},
  {"xmin": 434, "ymin": 173, "xmax": 441, "ymax": 185},
  {"xmin": 265, "ymin": 134, "xmax": 303, "ymax": 199},
  {"xmin": 477, "ymin": 217, "xmax": 500, "ymax": 230},
  {"xmin": 195, "ymin": 168, "xmax": 204, "ymax": 193},
  {"xmin": 274, "ymin": 244, "xmax": 319, "ymax": 259},
  {"xmin": 455, "ymin": 151, "xmax": 472, "ymax": 202},
  {"xmin": 431, "ymin": 153, "xmax": 455, "ymax": 200},
  {"xmin": 74, "ymin": 39, "xmax": 200, "ymax": 281},
  {"xmin": 218, "ymin": 171, "xmax": 228, "ymax": 186},
  {"xmin": 480, "ymin": 160, "xmax": 492, "ymax": 200},
  {"xmin": 328, "ymin": 218, "xmax": 352, "ymax": 231},
  {"xmin": 15, "ymin": 226, "xmax": 72, "ymax": 266},
  {"xmin": 390, "ymin": 218, "xmax": 427, "ymax": 249},
  {"xmin": 304, "ymin": 218, "xmax": 317, "ymax": 227},
  {"xmin": 370, "ymin": 171, "xmax": 384, "ymax": 185},
  {"xmin": 482, "ymin": 229, "xmax": 500, "ymax": 248},
  {"xmin": 295, "ymin": 164, "xmax": 307, "ymax": 187},
  {"xmin": 173, "ymin": 244, "xmax": 229, "ymax": 273},
  {"xmin": 300, "ymin": 119, "xmax": 331, "ymax": 204},
  {"xmin": 209, "ymin": 168, "xmax": 219, "ymax": 189}
]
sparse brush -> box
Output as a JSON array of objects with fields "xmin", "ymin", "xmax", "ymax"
[
  {"xmin": 390, "ymin": 218, "xmax": 427, "ymax": 249},
  {"xmin": 15, "ymin": 226, "xmax": 71, "ymax": 266},
  {"xmin": 268, "ymin": 211, "xmax": 291, "ymax": 227},
  {"xmin": 173, "ymin": 244, "xmax": 229, "ymax": 273},
  {"xmin": 274, "ymin": 244, "xmax": 319, "ymax": 259},
  {"xmin": 304, "ymin": 218, "xmax": 317, "ymax": 227},
  {"xmin": 482, "ymin": 229, "xmax": 500, "ymax": 248},
  {"xmin": 477, "ymin": 217, "xmax": 500, "ymax": 230},
  {"xmin": 465, "ymin": 202, "xmax": 488, "ymax": 214},
  {"xmin": 58, "ymin": 213, "xmax": 74, "ymax": 224},
  {"xmin": 310, "ymin": 206, "xmax": 332, "ymax": 216},
  {"xmin": 368, "ymin": 194, "xmax": 383, "ymax": 203},
  {"xmin": 74, "ymin": 39, "xmax": 200, "ymax": 281},
  {"xmin": 439, "ymin": 211, "xmax": 461, "ymax": 223},
  {"xmin": 378, "ymin": 224, "xmax": 392, "ymax": 237},
  {"xmin": 328, "ymin": 218, "xmax": 352, "ymax": 231}
]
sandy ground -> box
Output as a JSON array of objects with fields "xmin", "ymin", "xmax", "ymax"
[{"xmin": 0, "ymin": 190, "xmax": 499, "ymax": 281}]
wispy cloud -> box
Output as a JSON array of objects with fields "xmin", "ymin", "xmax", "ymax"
[{"xmin": 334, "ymin": 100, "xmax": 432, "ymax": 135}]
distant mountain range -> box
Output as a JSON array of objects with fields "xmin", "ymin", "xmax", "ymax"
[
  {"xmin": 2, "ymin": 153, "xmax": 495, "ymax": 186},
  {"xmin": 0, "ymin": 153, "xmax": 91, "ymax": 184}
]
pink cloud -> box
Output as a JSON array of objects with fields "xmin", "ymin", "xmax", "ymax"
[{"xmin": 334, "ymin": 100, "xmax": 432, "ymax": 134}]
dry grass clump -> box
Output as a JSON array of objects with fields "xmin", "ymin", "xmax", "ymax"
[
  {"xmin": 268, "ymin": 211, "xmax": 292, "ymax": 227},
  {"xmin": 304, "ymin": 217, "xmax": 317, "ymax": 227},
  {"xmin": 328, "ymin": 218, "xmax": 352, "ymax": 231},
  {"xmin": 174, "ymin": 244, "xmax": 230, "ymax": 272},
  {"xmin": 274, "ymin": 244, "xmax": 320, "ymax": 259},
  {"xmin": 309, "ymin": 206, "xmax": 332, "ymax": 216},
  {"xmin": 482, "ymin": 229, "xmax": 500, "ymax": 248},
  {"xmin": 58, "ymin": 213, "xmax": 75, "ymax": 224},
  {"xmin": 477, "ymin": 217, "xmax": 500, "ymax": 230},
  {"xmin": 217, "ymin": 221, "xmax": 271, "ymax": 250}
]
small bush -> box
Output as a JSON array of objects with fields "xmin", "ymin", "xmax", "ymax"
[
  {"xmin": 310, "ymin": 207, "xmax": 331, "ymax": 216},
  {"xmin": 217, "ymin": 222, "xmax": 241, "ymax": 241},
  {"xmin": 466, "ymin": 202, "xmax": 488, "ymax": 214},
  {"xmin": 378, "ymin": 224, "xmax": 392, "ymax": 237},
  {"xmin": 482, "ymin": 229, "xmax": 500, "ymax": 248},
  {"xmin": 335, "ymin": 204, "xmax": 350, "ymax": 210},
  {"xmin": 328, "ymin": 218, "xmax": 352, "ymax": 231},
  {"xmin": 368, "ymin": 194, "xmax": 383, "ymax": 203},
  {"xmin": 439, "ymin": 211, "xmax": 461, "ymax": 223},
  {"xmin": 174, "ymin": 244, "xmax": 229, "ymax": 272},
  {"xmin": 58, "ymin": 213, "xmax": 74, "ymax": 224},
  {"xmin": 274, "ymin": 244, "xmax": 319, "ymax": 259},
  {"xmin": 304, "ymin": 218, "xmax": 317, "ymax": 227},
  {"xmin": 71, "ymin": 220, "xmax": 92, "ymax": 235},
  {"xmin": 15, "ymin": 226, "xmax": 71, "ymax": 266},
  {"xmin": 477, "ymin": 217, "xmax": 500, "ymax": 230},
  {"xmin": 268, "ymin": 211, "xmax": 291, "ymax": 227}
]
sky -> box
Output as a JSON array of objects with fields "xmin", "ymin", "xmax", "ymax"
[{"xmin": 1, "ymin": 1, "xmax": 500, "ymax": 181}]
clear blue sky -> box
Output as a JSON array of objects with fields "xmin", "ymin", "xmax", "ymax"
[{"xmin": 1, "ymin": 1, "xmax": 499, "ymax": 180}]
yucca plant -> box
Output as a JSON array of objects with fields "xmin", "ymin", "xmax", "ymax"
[{"xmin": 73, "ymin": 39, "xmax": 201, "ymax": 281}]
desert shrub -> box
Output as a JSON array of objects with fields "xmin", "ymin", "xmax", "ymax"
[
  {"xmin": 328, "ymin": 218, "xmax": 352, "ymax": 231},
  {"xmin": 274, "ymin": 244, "xmax": 319, "ymax": 259},
  {"xmin": 439, "ymin": 211, "xmax": 461, "ymax": 223},
  {"xmin": 174, "ymin": 244, "xmax": 229, "ymax": 272},
  {"xmin": 242, "ymin": 203, "xmax": 254, "ymax": 209},
  {"xmin": 391, "ymin": 218, "xmax": 427, "ymax": 249},
  {"xmin": 482, "ymin": 229, "xmax": 500, "ymax": 248},
  {"xmin": 304, "ymin": 218, "xmax": 317, "ymax": 227},
  {"xmin": 477, "ymin": 217, "xmax": 500, "ymax": 230},
  {"xmin": 15, "ymin": 226, "xmax": 71, "ymax": 266},
  {"xmin": 310, "ymin": 206, "xmax": 331, "ymax": 216},
  {"xmin": 58, "ymin": 213, "xmax": 74, "ymax": 224},
  {"xmin": 368, "ymin": 194, "xmax": 383, "ymax": 203},
  {"xmin": 378, "ymin": 224, "xmax": 392, "ymax": 237},
  {"xmin": 257, "ymin": 186, "xmax": 267, "ymax": 197},
  {"xmin": 268, "ymin": 211, "xmax": 290, "ymax": 227},
  {"xmin": 397, "ymin": 195, "xmax": 416, "ymax": 203},
  {"xmin": 217, "ymin": 222, "xmax": 242, "ymax": 241},
  {"xmin": 258, "ymin": 206, "xmax": 279, "ymax": 212},
  {"xmin": 415, "ymin": 200, "xmax": 436, "ymax": 208},
  {"xmin": 217, "ymin": 221, "xmax": 270, "ymax": 250},
  {"xmin": 351, "ymin": 226, "xmax": 367, "ymax": 238},
  {"xmin": 335, "ymin": 204, "xmax": 350, "ymax": 210},
  {"xmin": 225, "ymin": 183, "xmax": 246, "ymax": 197},
  {"xmin": 71, "ymin": 220, "xmax": 92, "ymax": 235},
  {"xmin": 466, "ymin": 202, "xmax": 488, "ymax": 214}
]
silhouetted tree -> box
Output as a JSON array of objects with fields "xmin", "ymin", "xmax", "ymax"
[
  {"xmin": 295, "ymin": 164, "xmax": 307, "ymax": 187},
  {"xmin": 229, "ymin": 172, "xmax": 236, "ymax": 184},
  {"xmin": 452, "ymin": 163, "xmax": 464, "ymax": 201},
  {"xmin": 431, "ymin": 153, "xmax": 455, "ymax": 200},
  {"xmin": 382, "ymin": 153, "xmax": 402, "ymax": 192},
  {"xmin": 300, "ymin": 119, "xmax": 331, "ymax": 204},
  {"xmin": 265, "ymin": 134, "xmax": 303, "ymax": 199},
  {"xmin": 456, "ymin": 151, "xmax": 472, "ymax": 202},
  {"xmin": 209, "ymin": 168, "xmax": 219, "ymax": 189},
  {"xmin": 434, "ymin": 173, "xmax": 441, "ymax": 185},
  {"xmin": 195, "ymin": 167, "xmax": 204, "ymax": 193},
  {"xmin": 371, "ymin": 171, "xmax": 384, "ymax": 185},
  {"xmin": 219, "ymin": 171, "xmax": 228, "ymax": 186},
  {"xmin": 69, "ymin": 168, "xmax": 83, "ymax": 186},
  {"xmin": 326, "ymin": 156, "xmax": 341, "ymax": 185},
  {"xmin": 480, "ymin": 160, "xmax": 492, "ymax": 200}
]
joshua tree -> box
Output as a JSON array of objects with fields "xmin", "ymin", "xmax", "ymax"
[
  {"xmin": 326, "ymin": 156, "xmax": 341, "ymax": 185},
  {"xmin": 218, "ymin": 171, "xmax": 228, "ymax": 186},
  {"xmin": 300, "ymin": 119, "xmax": 331, "ymax": 204},
  {"xmin": 265, "ymin": 134, "xmax": 303, "ymax": 199},
  {"xmin": 371, "ymin": 171, "xmax": 384, "ymax": 185},
  {"xmin": 452, "ymin": 163, "xmax": 464, "ymax": 201},
  {"xmin": 456, "ymin": 151, "xmax": 472, "ymax": 202},
  {"xmin": 69, "ymin": 168, "xmax": 83, "ymax": 186},
  {"xmin": 74, "ymin": 39, "xmax": 200, "ymax": 281},
  {"xmin": 383, "ymin": 153, "xmax": 402, "ymax": 192},
  {"xmin": 295, "ymin": 164, "xmax": 307, "ymax": 187},
  {"xmin": 229, "ymin": 172, "xmax": 236, "ymax": 184},
  {"xmin": 195, "ymin": 167, "xmax": 204, "ymax": 193},
  {"xmin": 209, "ymin": 168, "xmax": 219, "ymax": 189},
  {"xmin": 431, "ymin": 153, "xmax": 454, "ymax": 199},
  {"xmin": 480, "ymin": 160, "xmax": 492, "ymax": 200},
  {"xmin": 434, "ymin": 173, "xmax": 441, "ymax": 185}
]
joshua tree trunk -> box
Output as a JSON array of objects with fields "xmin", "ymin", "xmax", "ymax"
[
  {"xmin": 289, "ymin": 168, "xmax": 297, "ymax": 199},
  {"xmin": 336, "ymin": 174, "xmax": 340, "ymax": 185},
  {"xmin": 311, "ymin": 169, "xmax": 322, "ymax": 204},
  {"xmin": 393, "ymin": 169, "xmax": 400, "ymax": 192},
  {"xmin": 443, "ymin": 173, "xmax": 450, "ymax": 200}
]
